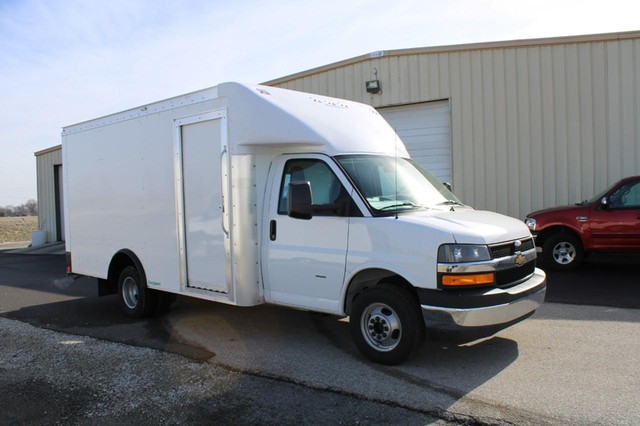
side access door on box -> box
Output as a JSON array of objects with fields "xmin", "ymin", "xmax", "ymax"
[{"xmin": 174, "ymin": 110, "xmax": 232, "ymax": 296}]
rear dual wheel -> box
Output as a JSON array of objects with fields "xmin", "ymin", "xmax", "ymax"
[
  {"xmin": 118, "ymin": 266, "xmax": 174, "ymax": 317},
  {"xmin": 118, "ymin": 266, "xmax": 156, "ymax": 318}
]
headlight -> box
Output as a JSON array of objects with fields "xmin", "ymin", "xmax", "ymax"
[
  {"xmin": 524, "ymin": 218, "xmax": 537, "ymax": 231},
  {"xmin": 438, "ymin": 244, "xmax": 491, "ymax": 263}
]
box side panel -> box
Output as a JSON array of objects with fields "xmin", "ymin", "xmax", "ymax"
[{"xmin": 64, "ymin": 98, "xmax": 225, "ymax": 297}]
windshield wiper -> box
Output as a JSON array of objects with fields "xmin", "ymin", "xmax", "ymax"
[
  {"xmin": 437, "ymin": 200, "xmax": 464, "ymax": 206},
  {"xmin": 378, "ymin": 202, "xmax": 425, "ymax": 211}
]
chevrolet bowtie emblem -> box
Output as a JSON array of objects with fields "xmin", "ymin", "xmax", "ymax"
[{"xmin": 514, "ymin": 253, "xmax": 526, "ymax": 267}]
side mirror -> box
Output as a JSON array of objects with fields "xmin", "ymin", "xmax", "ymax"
[
  {"xmin": 287, "ymin": 182, "xmax": 313, "ymax": 220},
  {"xmin": 600, "ymin": 197, "xmax": 609, "ymax": 208}
]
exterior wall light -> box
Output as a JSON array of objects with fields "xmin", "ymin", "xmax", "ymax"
[{"xmin": 365, "ymin": 80, "xmax": 381, "ymax": 94}]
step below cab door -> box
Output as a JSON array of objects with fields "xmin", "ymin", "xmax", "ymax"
[{"xmin": 263, "ymin": 154, "xmax": 360, "ymax": 313}]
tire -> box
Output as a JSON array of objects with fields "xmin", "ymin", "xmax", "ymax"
[
  {"xmin": 349, "ymin": 284, "xmax": 425, "ymax": 365},
  {"xmin": 542, "ymin": 233, "xmax": 583, "ymax": 271},
  {"xmin": 118, "ymin": 266, "xmax": 157, "ymax": 318}
]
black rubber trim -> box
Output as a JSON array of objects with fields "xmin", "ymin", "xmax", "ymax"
[
  {"xmin": 107, "ymin": 248, "xmax": 148, "ymax": 289},
  {"xmin": 417, "ymin": 275, "xmax": 546, "ymax": 309}
]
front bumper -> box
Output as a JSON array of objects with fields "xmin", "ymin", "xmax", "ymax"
[{"xmin": 419, "ymin": 268, "xmax": 546, "ymax": 330}]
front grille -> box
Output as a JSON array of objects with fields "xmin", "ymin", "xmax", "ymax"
[
  {"xmin": 496, "ymin": 261, "xmax": 536, "ymax": 287},
  {"xmin": 489, "ymin": 238, "xmax": 535, "ymax": 259}
]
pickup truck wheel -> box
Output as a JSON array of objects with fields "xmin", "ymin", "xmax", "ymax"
[
  {"xmin": 543, "ymin": 233, "xmax": 583, "ymax": 271},
  {"xmin": 350, "ymin": 284, "xmax": 424, "ymax": 365},
  {"xmin": 118, "ymin": 266, "xmax": 157, "ymax": 318}
]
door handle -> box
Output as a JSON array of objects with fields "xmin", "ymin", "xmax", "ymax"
[
  {"xmin": 220, "ymin": 196, "xmax": 229, "ymax": 238},
  {"xmin": 270, "ymin": 220, "xmax": 277, "ymax": 241},
  {"xmin": 220, "ymin": 145, "xmax": 230, "ymax": 238}
]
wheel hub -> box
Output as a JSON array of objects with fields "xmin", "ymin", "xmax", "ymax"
[
  {"xmin": 122, "ymin": 277, "xmax": 139, "ymax": 309},
  {"xmin": 361, "ymin": 303, "xmax": 402, "ymax": 352},
  {"xmin": 552, "ymin": 242, "xmax": 576, "ymax": 264},
  {"xmin": 369, "ymin": 315, "xmax": 390, "ymax": 340}
]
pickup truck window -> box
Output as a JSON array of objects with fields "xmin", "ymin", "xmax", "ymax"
[
  {"xmin": 608, "ymin": 180, "xmax": 640, "ymax": 208},
  {"xmin": 336, "ymin": 155, "xmax": 460, "ymax": 215},
  {"xmin": 278, "ymin": 159, "xmax": 354, "ymax": 217}
]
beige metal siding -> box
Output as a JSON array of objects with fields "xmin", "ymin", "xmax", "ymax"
[
  {"xmin": 35, "ymin": 146, "xmax": 62, "ymax": 242},
  {"xmin": 378, "ymin": 101, "xmax": 452, "ymax": 183},
  {"xmin": 268, "ymin": 32, "xmax": 640, "ymax": 220}
]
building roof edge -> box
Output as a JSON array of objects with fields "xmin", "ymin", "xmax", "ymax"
[{"xmin": 263, "ymin": 30, "xmax": 640, "ymax": 85}]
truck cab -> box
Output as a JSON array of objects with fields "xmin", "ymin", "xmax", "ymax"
[{"xmin": 265, "ymin": 151, "xmax": 546, "ymax": 364}]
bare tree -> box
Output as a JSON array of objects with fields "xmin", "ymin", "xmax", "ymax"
[
  {"xmin": 0, "ymin": 200, "xmax": 38, "ymax": 217},
  {"xmin": 24, "ymin": 199, "xmax": 38, "ymax": 216}
]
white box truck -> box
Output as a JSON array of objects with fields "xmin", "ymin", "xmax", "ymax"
[{"xmin": 62, "ymin": 83, "xmax": 546, "ymax": 364}]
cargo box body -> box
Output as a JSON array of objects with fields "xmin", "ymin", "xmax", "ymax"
[{"xmin": 63, "ymin": 82, "xmax": 402, "ymax": 307}]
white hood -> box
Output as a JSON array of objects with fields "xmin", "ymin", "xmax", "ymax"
[{"xmin": 401, "ymin": 208, "xmax": 530, "ymax": 245}]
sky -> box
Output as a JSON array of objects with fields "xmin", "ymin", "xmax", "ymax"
[{"xmin": 1, "ymin": 0, "xmax": 639, "ymax": 207}]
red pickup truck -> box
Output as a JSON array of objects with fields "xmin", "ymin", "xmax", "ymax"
[{"xmin": 525, "ymin": 175, "xmax": 640, "ymax": 270}]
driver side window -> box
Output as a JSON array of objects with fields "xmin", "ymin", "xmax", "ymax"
[
  {"xmin": 609, "ymin": 180, "xmax": 640, "ymax": 208},
  {"xmin": 277, "ymin": 159, "xmax": 356, "ymax": 217}
]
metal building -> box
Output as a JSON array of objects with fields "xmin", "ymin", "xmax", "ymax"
[
  {"xmin": 266, "ymin": 30, "xmax": 640, "ymax": 220},
  {"xmin": 34, "ymin": 145, "xmax": 64, "ymax": 242},
  {"xmin": 35, "ymin": 31, "xmax": 640, "ymax": 233}
]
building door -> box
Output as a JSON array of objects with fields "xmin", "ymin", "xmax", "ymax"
[
  {"xmin": 54, "ymin": 164, "xmax": 65, "ymax": 241},
  {"xmin": 378, "ymin": 101, "xmax": 452, "ymax": 184}
]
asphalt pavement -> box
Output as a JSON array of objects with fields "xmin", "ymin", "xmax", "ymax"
[
  {"xmin": 1, "ymin": 250, "xmax": 639, "ymax": 425},
  {"xmin": 540, "ymin": 252, "xmax": 640, "ymax": 309}
]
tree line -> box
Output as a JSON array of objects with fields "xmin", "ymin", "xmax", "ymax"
[{"xmin": 0, "ymin": 200, "xmax": 38, "ymax": 217}]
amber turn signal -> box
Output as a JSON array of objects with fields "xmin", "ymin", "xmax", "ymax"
[{"xmin": 442, "ymin": 273, "xmax": 495, "ymax": 286}]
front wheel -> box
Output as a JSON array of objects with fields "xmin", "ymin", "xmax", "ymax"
[
  {"xmin": 350, "ymin": 284, "xmax": 425, "ymax": 365},
  {"xmin": 542, "ymin": 233, "xmax": 583, "ymax": 271}
]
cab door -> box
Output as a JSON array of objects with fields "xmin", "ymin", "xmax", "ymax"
[
  {"xmin": 263, "ymin": 155, "xmax": 359, "ymax": 314},
  {"xmin": 590, "ymin": 178, "xmax": 640, "ymax": 249}
]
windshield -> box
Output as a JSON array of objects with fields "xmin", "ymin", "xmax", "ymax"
[
  {"xmin": 578, "ymin": 183, "xmax": 617, "ymax": 205},
  {"xmin": 336, "ymin": 155, "xmax": 462, "ymax": 214}
]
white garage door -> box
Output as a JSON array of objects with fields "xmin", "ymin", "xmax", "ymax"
[{"xmin": 378, "ymin": 101, "xmax": 452, "ymax": 184}]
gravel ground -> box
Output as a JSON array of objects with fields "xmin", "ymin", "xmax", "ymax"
[{"xmin": 0, "ymin": 317, "xmax": 447, "ymax": 425}]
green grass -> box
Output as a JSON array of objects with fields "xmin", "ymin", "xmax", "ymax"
[{"xmin": 0, "ymin": 216, "xmax": 38, "ymax": 243}]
